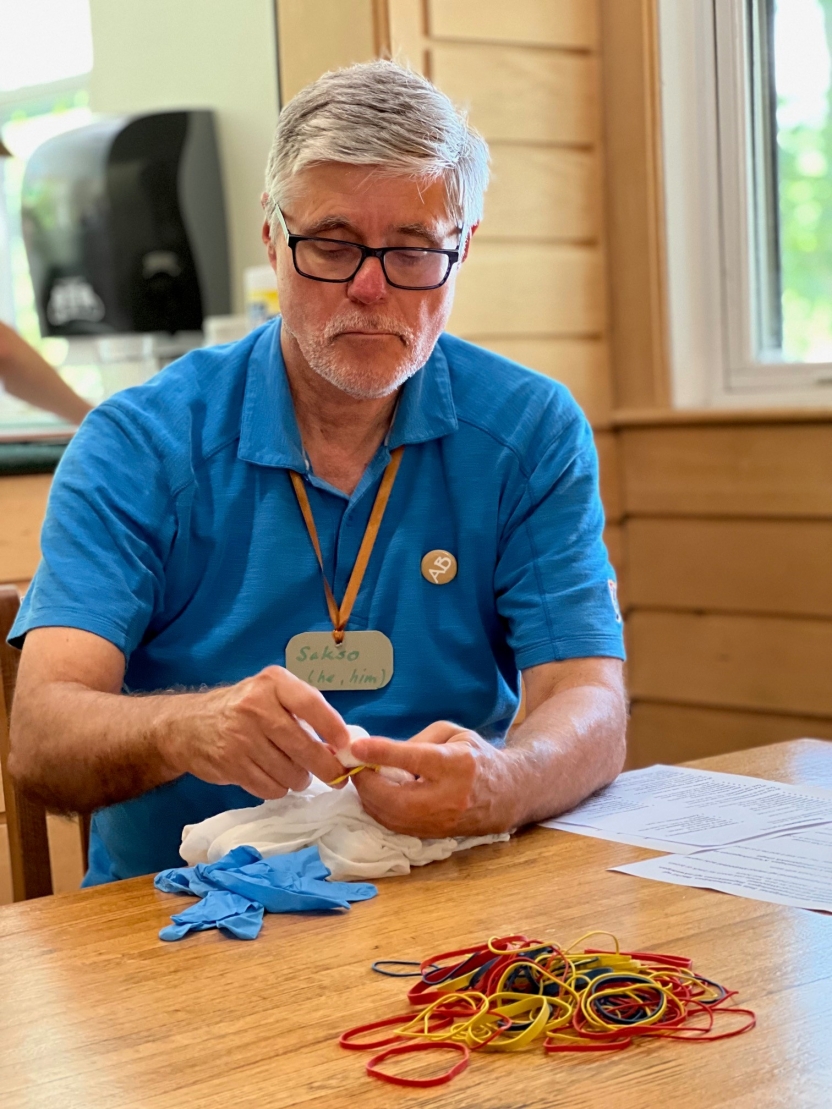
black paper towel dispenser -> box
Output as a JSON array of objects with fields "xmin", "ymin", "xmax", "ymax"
[{"xmin": 21, "ymin": 110, "xmax": 231, "ymax": 336}]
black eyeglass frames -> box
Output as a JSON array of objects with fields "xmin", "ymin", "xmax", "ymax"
[{"xmin": 273, "ymin": 203, "xmax": 463, "ymax": 291}]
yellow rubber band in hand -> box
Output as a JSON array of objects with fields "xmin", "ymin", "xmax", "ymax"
[{"xmin": 328, "ymin": 763, "xmax": 380, "ymax": 786}]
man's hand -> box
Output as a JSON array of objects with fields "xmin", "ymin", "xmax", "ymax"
[
  {"xmin": 349, "ymin": 658, "xmax": 627, "ymax": 839},
  {"xmin": 166, "ymin": 666, "xmax": 351, "ymax": 799},
  {"xmin": 10, "ymin": 627, "xmax": 352, "ymax": 813},
  {"xmin": 349, "ymin": 721, "xmax": 519, "ymax": 838}
]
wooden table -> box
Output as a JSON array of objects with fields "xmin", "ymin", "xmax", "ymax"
[{"xmin": 1, "ymin": 740, "xmax": 831, "ymax": 1108}]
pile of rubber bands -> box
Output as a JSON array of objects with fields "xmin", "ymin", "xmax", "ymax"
[{"xmin": 339, "ymin": 932, "xmax": 756, "ymax": 1088}]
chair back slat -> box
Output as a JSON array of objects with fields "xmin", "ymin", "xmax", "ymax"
[{"xmin": 0, "ymin": 585, "xmax": 53, "ymax": 900}]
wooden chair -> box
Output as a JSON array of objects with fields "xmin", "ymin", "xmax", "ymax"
[{"xmin": 0, "ymin": 584, "xmax": 90, "ymax": 900}]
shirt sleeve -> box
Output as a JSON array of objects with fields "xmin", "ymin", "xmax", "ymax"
[
  {"xmin": 494, "ymin": 411, "xmax": 625, "ymax": 670},
  {"xmin": 9, "ymin": 400, "xmax": 177, "ymax": 658}
]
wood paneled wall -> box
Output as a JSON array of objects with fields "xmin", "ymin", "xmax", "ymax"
[
  {"xmin": 618, "ymin": 413, "xmax": 832, "ymax": 766},
  {"xmin": 389, "ymin": 0, "xmax": 612, "ymax": 431},
  {"xmin": 276, "ymin": 0, "xmax": 377, "ymax": 102}
]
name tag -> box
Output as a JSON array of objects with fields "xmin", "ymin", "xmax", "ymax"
[{"xmin": 285, "ymin": 630, "xmax": 394, "ymax": 691}]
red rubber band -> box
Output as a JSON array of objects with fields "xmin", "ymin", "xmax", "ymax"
[
  {"xmin": 365, "ymin": 1041, "xmax": 470, "ymax": 1088},
  {"xmin": 586, "ymin": 950, "xmax": 693, "ymax": 970},
  {"xmin": 661, "ymin": 1007, "xmax": 757, "ymax": 1041}
]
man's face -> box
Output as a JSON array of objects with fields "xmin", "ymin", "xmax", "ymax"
[{"xmin": 262, "ymin": 163, "xmax": 468, "ymax": 399}]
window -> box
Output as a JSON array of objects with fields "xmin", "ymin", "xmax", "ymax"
[
  {"xmin": 659, "ymin": 0, "xmax": 832, "ymax": 406},
  {"xmin": 0, "ymin": 0, "xmax": 97, "ymax": 435},
  {"xmin": 771, "ymin": 0, "xmax": 832, "ymax": 362}
]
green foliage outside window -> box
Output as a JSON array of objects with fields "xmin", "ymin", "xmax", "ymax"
[{"xmin": 777, "ymin": 0, "xmax": 832, "ymax": 360}]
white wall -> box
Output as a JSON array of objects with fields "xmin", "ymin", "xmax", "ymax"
[{"xmin": 88, "ymin": 0, "xmax": 279, "ymax": 313}]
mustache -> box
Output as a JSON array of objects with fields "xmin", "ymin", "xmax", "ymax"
[{"xmin": 323, "ymin": 313, "xmax": 413, "ymax": 345}]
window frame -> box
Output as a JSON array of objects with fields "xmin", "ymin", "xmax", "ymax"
[{"xmin": 658, "ymin": 0, "xmax": 832, "ymax": 407}]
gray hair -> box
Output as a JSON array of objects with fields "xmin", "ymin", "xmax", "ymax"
[{"xmin": 264, "ymin": 60, "xmax": 490, "ymax": 236}]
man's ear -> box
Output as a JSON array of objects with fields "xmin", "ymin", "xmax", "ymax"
[
  {"xmin": 262, "ymin": 218, "xmax": 278, "ymax": 270},
  {"xmin": 461, "ymin": 222, "xmax": 479, "ymax": 263}
]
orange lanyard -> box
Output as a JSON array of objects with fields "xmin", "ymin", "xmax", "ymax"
[{"xmin": 289, "ymin": 446, "xmax": 404, "ymax": 644}]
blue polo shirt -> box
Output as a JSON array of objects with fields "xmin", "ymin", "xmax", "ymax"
[{"xmin": 11, "ymin": 320, "xmax": 624, "ymax": 884}]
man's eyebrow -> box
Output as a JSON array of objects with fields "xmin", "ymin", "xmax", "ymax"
[
  {"xmin": 301, "ymin": 215, "xmax": 455, "ymax": 247},
  {"xmin": 303, "ymin": 215, "xmax": 359, "ymax": 237},
  {"xmin": 393, "ymin": 223, "xmax": 449, "ymax": 247}
]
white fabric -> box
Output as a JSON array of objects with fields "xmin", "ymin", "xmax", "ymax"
[
  {"xmin": 295, "ymin": 721, "xmax": 413, "ymax": 784},
  {"xmin": 179, "ymin": 727, "xmax": 509, "ymax": 880}
]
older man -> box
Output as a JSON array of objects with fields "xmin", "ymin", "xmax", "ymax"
[{"xmin": 8, "ymin": 62, "xmax": 626, "ymax": 886}]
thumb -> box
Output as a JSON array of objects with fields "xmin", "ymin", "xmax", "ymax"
[
  {"xmin": 407, "ymin": 720, "xmax": 467, "ymax": 745},
  {"xmin": 350, "ymin": 735, "xmax": 454, "ymax": 780}
]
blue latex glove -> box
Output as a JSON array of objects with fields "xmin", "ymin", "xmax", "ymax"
[
  {"xmin": 156, "ymin": 845, "xmax": 270, "ymax": 898},
  {"xmin": 155, "ymin": 845, "xmax": 377, "ymax": 941},
  {"xmin": 207, "ymin": 847, "xmax": 378, "ymax": 912},
  {"xmin": 159, "ymin": 890, "xmax": 264, "ymax": 941}
]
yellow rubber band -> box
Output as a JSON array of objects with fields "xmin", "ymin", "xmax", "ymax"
[{"xmin": 327, "ymin": 763, "xmax": 380, "ymax": 786}]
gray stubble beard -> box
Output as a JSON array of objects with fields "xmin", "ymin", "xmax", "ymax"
[{"xmin": 293, "ymin": 314, "xmax": 439, "ymax": 399}]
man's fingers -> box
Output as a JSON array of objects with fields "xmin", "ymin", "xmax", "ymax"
[
  {"xmin": 239, "ymin": 759, "xmax": 291, "ymax": 801},
  {"xmin": 265, "ymin": 666, "xmax": 352, "ymax": 749},
  {"xmin": 254, "ymin": 668, "xmax": 348, "ymax": 781},
  {"xmin": 250, "ymin": 740, "xmax": 311, "ymax": 793},
  {"xmin": 352, "ymin": 765, "xmax": 420, "ymax": 813},
  {"xmin": 407, "ymin": 720, "xmax": 466, "ymax": 746},
  {"xmin": 264, "ymin": 711, "xmax": 345, "ymax": 783},
  {"xmin": 356, "ymin": 787, "xmax": 418, "ymax": 833},
  {"xmin": 350, "ymin": 737, "xmax": 447, "ymax": 778}
]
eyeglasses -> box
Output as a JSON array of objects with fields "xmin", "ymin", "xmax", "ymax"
[{"xmin": 273, "ymin": 203, "xmax": 463, "ymax": 291}]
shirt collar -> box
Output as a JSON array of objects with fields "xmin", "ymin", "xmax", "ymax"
[{"xmin": 238, "ymin": 319, "xmax": 458, "ymax": 470}]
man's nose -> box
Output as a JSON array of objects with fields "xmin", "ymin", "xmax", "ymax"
[{"xmin": 347, "ymin": 255, "xmax": 388, "ymax": 304}]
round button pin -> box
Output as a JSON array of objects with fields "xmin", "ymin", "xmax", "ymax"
[{"xmin": 421, "ymin": 550, "xmax": 458, "ymax": 585}]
